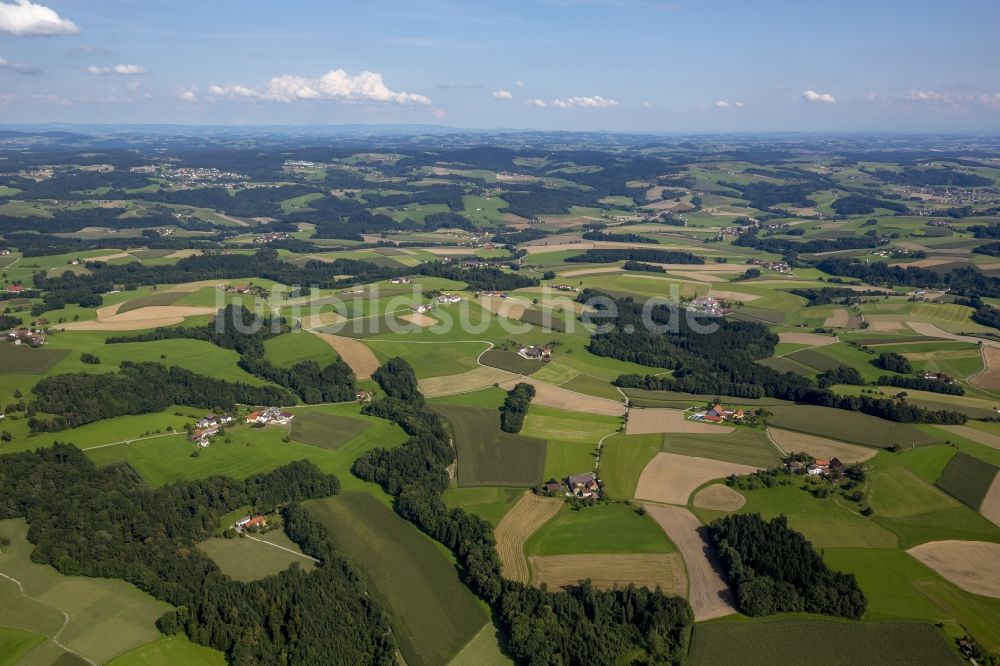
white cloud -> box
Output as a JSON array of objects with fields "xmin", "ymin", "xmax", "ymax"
[
  {"xmin": 0, "ymin": 54, "xmax": 38, "ymax": 74},
  {"xmin": 735, "ymin": 101, "xmax": 745, "ymax": 108},
  {"xmin": 515, "ymin": 80, "xmax": 525, "ymax": 87},
  {"xmin": 524, "ymin": 98, "xmax": 547, "ymax": 107},
  {"xmin": 87, "ymin": 63, "xmax": 146, "ymax": 75},
  {"xmin": 642, "ymin": 101, "xmax": 653, "ymax": 108},
  {"xmin": 803, "ymin": 89, "xmax": 836, "ymax": 104},
  {"xmin": 714, "ymin": 100, "xmax": 730, "ymax": 108},
  {"xmin": 179, "ymin": 90, "xmax": 198, "ymax": 103},
  {"xmin": 896, "ymin": 89, "xmax": 1000, "ymax": 109},
  {"xmin": 492, "ymin": 89, "xmax": 513, "ymax": 100},
  {"xmin": 550, "ymin": 95, "xmax": 618, "ymax": 108},
  {"xmin": 208, "ymin": 69, "xmax": 430, "ymax": 105},
  {"xmin": 0, "ymin": 0, "xmax": 77, "ymax": 35}
]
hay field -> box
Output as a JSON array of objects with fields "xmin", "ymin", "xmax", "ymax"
[
  {"xmin": 823, "ymin": 308, "xmax": 851, "ymax": 327},
  {"xmin": 309, "ymin": 331, "xmax": 379, "ymax": 380},
  {"xmin": 709, "ymin": 289, "xmax": 760, "ymax": 302},
  {"xmin": 635, "ymin": 453, "xmax": 761, "ymax": 506},
  {"xmin": 529, "ymin": 554, "xmax": 686, "ymax": 593},
  {"xmin": 477, "ymin": 296, "xmax": 527, "ymax": 319},
  {"xmin": 939, "ymin": 425, "xmax": 1000, "ymax": 451},
  {"xmin": 494, "ymin": 493, "xmax": 563, "ymax": 583},
  {"xmin": 642, "ymin": 504, "xmax": 736, "ymax": 621},
  {"xmin": 973, "ymin": 346, "xmax": 1000, "ymax": 390},
  {"xmin": 418, "ymin": 366, "xmax": 518, "ymax": 398},
  {"xmin": 559, "ymin": 266, "xmax": 624, "ymax": 278},
  {"xmin": 198, "ymin": 532, "xmax": 315, "ymax": 582},
  {"xmin": 692, "ymin": 484, "xmax": 746, "ymax": 511},
  {"xmin": 300, "ymin": 311, "xmax": 344, "ymax": 329},
  {"xmin": 908, "ymin": 541, "xmax": 1000, "ymax": 598},
  {"xmin": 497, "ymin": 378, "xmax": 626, "ymax": 416},
  {"xmin": 777, "ymin": 332, "xmax": 837, "ymax": 346},
  {"xmin": 399, "ymin": 312, "xmax": 437, "ymax": 327},
  {"xmin": 766, "ymin": 428, "xmax": 877, "ymax": 462},
  {"xmin": 626, "ymin": 409, "xmax": 734, "ymax": 435},
  {"xmin": 60, "ymin": 305, "xmax": 216, "ymax": 330}
]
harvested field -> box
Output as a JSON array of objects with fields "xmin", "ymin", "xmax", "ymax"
[
  {"xmin": 162, "ymin": 279, "xmax": 227, "ymax": 293},
  {"xmin": 823, "ymin": 308, "xmax": 850, "ymax": 328},
  {"xmin": 709, "ymin": 289, "xmax": 760, "ymax": 302},
  {"xmin": 116, "ymin": 290, "xmax": 185, "ymax": 313},
  {"xmin": 498, "ymin": 377, "xmax": 626, "ymax": 416},
  {"xmin": 635, "ymin": 453, "xmax": 761, "ymax": 506},
  {"xmin": 61, "ymin": 305, "xmax": 216, "ymax": 330},
  {"xmin": 766, "ymin": 428, "xmax": 877, "ymax": 463},
  {"xmin": 310, "ymin": 332, "xmax": 379, "ymax": 380},
  {"xmin": 642, "ymin": 504, "xmax": 736, "ymax": 620},
  {"xmin": 477, "ymin": 296, "xmax": 527, "ymax": 319},
  {"xmin": 529, "ymin": 554, "xmax": 686, "ymax": 593},
  {"xmin": 869, "ymin": 320, "xmax": 906, "ymax": 332},
  {"xmin": 399, "ymin": 312, "xmax": 437, "ymax": 327},
  {"xmin": 984, "ymin": 474, "xmax": 1000, "ymax": 528},
  {"xmin": 777, "ymin": 332, "xmax": 837, "ymax": 346},
  {"xmin": 559, "ymin": 265, "xmax": 624, "ymax": 278},
  {"xmin": 626, "ymin": 409, "xmax": 734, "ymax": 435},
  {"xmin": 300, "ymin": 311, "xmax": 344, "ymax": 329},
  {"xmin": 908, "ymin": 541, "xmax": 1000, "ymax": 598},
  {"xmin": 422, "ymin": 247, "xmax": 477, "ymax": 256},
  {"xmin": 894, "ymin": 258, "xmax": 960, "ymax": 268},
  {"xmin": 939, "ymin": 425, "xmax": 1000, "ymax": 451},
  {"xmin": 418, "ymin": 366, "xmax": 518, "ymax": 398},
  {"xmin": 692, "ymin": 484, "xmax": 746, "ymax": 512},
  {"xmin": 494, "ymin": 493, "xmax": 563, "ymax": 583},
  {"xmin": 670, "ymin": 271, "xmax": 725, "ymax": 283},
  {"xmin": 973, "ymin": 346, "xmax": 1000, "ymax": 390}
]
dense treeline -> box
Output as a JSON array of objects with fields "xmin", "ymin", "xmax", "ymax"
[
  {"xmin": 831, "ymin": 195, "xmax": 908, "ymax": 216},
  {"xmin": 6, "ymin": 231, "xmax": 225, "ymax": 259},
  {"xmin": 790, "ymin": 287, "xmax": 891, "ymax": 305},
  {"xmin": 415, "ymin": 262, "xmax": 539, "ymax": 291},
  {"xmin": 817, "ymin": 258, "xmax": 1000, "ymax": 299},
  {"xmin": 709, "ymin": 514, "xmax": 867, "ymax": 619},
  {"xmin": 623, "ymin": 260, "xmax": 666, "ymax": 273},
  {"xmin": 719, "ymin": 180, "xmax": 820, "ymax": 209},
  {"xmin": 0, "ymin": 446, "xmax": 397, "ymax": 663},
  {"xmin": 353, "ymin": 358, "xmax": 694, "ymax": 664},
  {"xmin": 27, "ymin": 361, "xmax": 295, "ymax": 431},
  {"xmin": 565, "ymin": 248, "xmax": 703, "ymax": 264},
  {"xmin": 0, "ymin": 315, "xmax": 21, "ymax": 330},
  {"xmin": 499, "ymin": 382, "xmax": 535, "ymax": 433},
  {"xmin": 876, "ymin": 375, "xmax": 965, "ymax": 395},
  {"xmin": 580, "ymin": 230, "xmax": 657, "ymax": 244},
  {"xmin": 970, "ymin": 223, "xmax": 1000, "ymax": 240},
  {"xmin": 735, "ymin": 230, "xmax": 883, "ymax": 255},
  {"xmin": 875, "ymin": 351, "xmax": 913, "ymax": 374},
  {"xmin": 973, "ymin": 241, "xmax": 1000, "ymax": 256},
  {"xmin": 869, "ymin": 167, "xmax": 993, "ymax": 188},
  {"xmin": 108, "ymin": 305, "xmax": 358, "ymax": 404},
  {"xmin": 583, "ymin": 292, "xmax": 965, "ymax": 424},
  {"xmin": 817, "ymin": 366, "xmax": 866, "ymax": 388}
]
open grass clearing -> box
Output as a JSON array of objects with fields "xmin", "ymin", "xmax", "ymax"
[
  {"xmin": 418, "ymin": 366, "xmax": 518, "ymax": 398},
  {"xmin": 60, "ymin": 305, "xmax": 217, "ymax": 331},
  {"xmin": 106, "ymin": 635, "xmax": 226, "ymax": 666},
  {"xmin": 263, "ymin": 330, "xmax": 338, "ymax": 367},
  {"xmin": 197, "ymin": 531, "xmax": 315, "ymax": 582},
  {"xmin": 306, "ymin": 493, "xmax": 490, "ymax": 666},
  {"xmin": 0, "ymin": 344, "xmax": 68, "ymax": 374},
  {"xmin": 522, "ymin": 405, "xmax": 620, "ymax": 444},
  {"xmin": 442, "ymin": 486, "xmax": 524, "ymax": 528},
  {"xmin": 935, "ymin": 451, "xmax": 998, "ymax": 511},
  {"xmin": 0, "ymin": 627, "xmax": 46, "ymax": 666},
  {"xmin": 525, "ymin": 502, "xmax": 676, "ymax": 556},
  {"xmin": 289, "ymin": 410, "xmax": 371, "ymax": 451},
  {"xmin": 635, "ymin": 453, "xmax": 761, "ymax": 506},
  {"xmin": 777, "ymin": 331, "xmax": 838, "ymax": 346},
  {"xmin": 479, "ymin": 350, "xmax": 545, "ymax": 375},
  {"xmin": 114, "ymin": 290, "xmax": 186, "ymax": 313},
  {"xmin": 598, "ymin": 432, "xmax": 661, "ymax": 500},
  {"xmin": 309, "ymin": 331, "xmax": 379, "ymax": 379},
  {"xmin": 692, "ymin": 484, "xmax": 746, "ymax": 511}
]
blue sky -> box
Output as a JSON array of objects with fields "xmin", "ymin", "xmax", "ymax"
[{"xmin": 1, "ymin": 0, "xmax": 999, "ymax": 131}]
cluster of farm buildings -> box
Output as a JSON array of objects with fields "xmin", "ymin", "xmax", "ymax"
[
  {"xmin": 788, "ymin": 457, "xmax": 846, "ymax": 477},
  {"xmin": 689, "ymin": 404, "xmax": 745, "ymax": 423},
  {"xmin": 545, "ymin": 472, "xmax": 601, "ymax": 500}
]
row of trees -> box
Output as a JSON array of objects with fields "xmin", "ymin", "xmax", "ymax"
[
  {"xmin": 0, "ymin": 446, "xmax": 398, "ymax": 663},
  {"xmin": 565, "ymin": 248, "xmax": 703, "ymax": 264},
  {"xmin": 353, "ymin": 357, "xmax": 694, "ymax": 664},
  {"xmin": 817, "ymin": 258, "xmax": 1000, "ymax": 299}
]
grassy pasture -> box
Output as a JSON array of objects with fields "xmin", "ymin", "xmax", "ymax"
[
  {"xmin": 0, "ymin": 627, "xmax": 46, "ymax": 666},
  {"xmin": 263, "ymin": 330, "xmax": 338, "ymax": 367},
  {"xmin": 368, "ymin": 339, "xmax": 488, "ymax": 378},
  {"xmin": 687, "ymin": 618, "xmax": 961, "ymax": 666},
  {"xmin": 434, "ymin": 404, "xmax": 546, "ymax": 487},
  {"xmin": 198, "ymin": 531, "xmax": 314, "ymax": 582},
  {"xmin": 765, "ymin": 405, "xmax": 937, "ymax": 448},
  {"xmin": 0, "ymin": 344, "xmax": 69, "ymax": 374},
  {"xmin": 106, "ymin": 635, "xmax": 227, "ymax": 666},
  {"xmin": 289, "ymin": 411, "xmax": 370, "ymax": 450},
  {"xmin": 661, "ymin": 428, "xmax": 782, "ymax": 468},
  {"xmin": 524, "ymin": 503, "xmax": 675, "ymax": 556},
  {"xmin": 0, "ymin": 518, "xmax": 172, "ymax": 665},
  {"xmin": 522, "ymin": 405, "xmax": 620, "ymax": 444},
  {"xmin": 559, "ymin": 372, "xmax": 622, "ymax": 400},
  {"xmin": 441, "ymin": 486, "xmax": 524, "ymax": 527},
  {"xmin": 598, "ymin": 433, "xmax": 662, "ymax": 500},
  {"xmin": 306, "ymin": 493, "xmax": 491, "ymax": 666},
  {"xmin": 935, "ymin": 451, "xmax": 999, "ymax": 510},
  {"xmin": 623, "ymin": 388, "xmax": 792, "ymax": 409}
]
